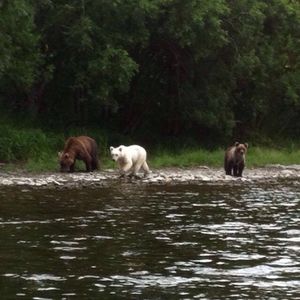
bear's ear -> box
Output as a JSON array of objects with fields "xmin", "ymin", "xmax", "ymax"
[
  {"xmin": 119, "ymin": 146, "xmax": 123, "ymax": 152},
  {"xmin": 244, "ymin": 143, "xmax": 249, "ymax": 148},
  {"xmin": 234, "ymin": 141, "xmax": 239, "ymax": 146},
  {"xmin": 58, "ymin": 151, "xmax": 62, "ymax": 159},
  {"xmin": 110, "ymin": 146, "xmax": 114, "ymax": 152}
]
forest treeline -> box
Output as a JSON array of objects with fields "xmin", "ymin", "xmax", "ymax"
[{"xmin": 0, "ymin": 0, "xmax": 299, "ymax": 146}]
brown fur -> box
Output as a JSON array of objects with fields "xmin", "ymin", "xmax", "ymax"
[
  {"xmin": 58, "ymin": 136, "xmax": 99, "ymax": 172},
  {"xmin": 224, "ymin": 142, "xmax": 248, "ymax": 177}
]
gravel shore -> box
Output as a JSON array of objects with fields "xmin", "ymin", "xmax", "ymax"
[{"xmin": 1, "ymin": 165, "xmax": 300, "ymax": 188}]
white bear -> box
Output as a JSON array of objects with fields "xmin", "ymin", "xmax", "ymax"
[{"xmin": 110, "ymin": 145, "xmax": 150, "ymax": 177}]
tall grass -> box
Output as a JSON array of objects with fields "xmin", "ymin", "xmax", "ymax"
[
  {"xmin": 0, "ymin": 126, "xmax": 61, "ymax": 161},
  {"xmin": 151, "ymin": 146, "xmax": 300, "ymax": 169},
  {"xmin": 150, "ymin": 148, "xmax": 223, "ymax": 168},
  {"xmin": 247, "ymin": 147, "xmax": 300, "ymax": 167}
]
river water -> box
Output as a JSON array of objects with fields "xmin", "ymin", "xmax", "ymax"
[{"xmin": 0, "ymin": 180, "xmax": 299, "ymax": 299}]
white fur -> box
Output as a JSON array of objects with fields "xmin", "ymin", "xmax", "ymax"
[{"xmin": 110, "ymin": 145, "xmax": 150, "ymax": 177}]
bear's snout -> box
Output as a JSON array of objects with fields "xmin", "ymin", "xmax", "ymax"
[
  {"xmin": 60, "ymin": 162, "xmax": 71, "ymax": 172},
  {"xmin": 111, "ymin": 155, "xmax": 118, "ymax": 161}
]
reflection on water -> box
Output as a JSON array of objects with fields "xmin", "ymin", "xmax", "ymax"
[{"xmin": 0, "ymin": 181, "xmax": 299, "ymax": 299}]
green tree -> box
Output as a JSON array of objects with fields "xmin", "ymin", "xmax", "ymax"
[
  {"xmin": 0, "ymin": 0, "xmax": 299, "ymax": 145},
  {"xmin": 34, "ymin": 0, "xmax": 152, "ymax": 126},
  {"xmin": 226, "ymin": 0, "xmax": 300, "ymax": 138},
  {"xmin": 0, "ymin": 0, "xmax": 41, "ymax": 112},
  {"xmin": 121, "ymin": 0, "xmax": 232, "ymax": 143}
]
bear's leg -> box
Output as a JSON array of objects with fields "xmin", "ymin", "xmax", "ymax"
[
  {"xmin": 233, "ymin": 165, "xmax": 239, "ymax": 177},
  {"xmin": 91, "ymin": 142, "xmax": 99, "ymax": 171},
  {"xmin": 142, "ymin": 161, "xmax": 150, "ymax": 177},
  {"xmin": 130, "ymin": 161, "xmax": 144, "ymax": 179},
  {"xmin": 237, "ymin": 165, "xmax": 244, "ymax": 177},
  {"xmin": 84, "ymin": 155, "xmax": 93, "ymax": 172},
  {"xmin": 91, "ymin": 157, "xmax": 99, "ymax": 171},
  {"xmin": 225, "ymin": 167, "xmax": 232, "ymax": 176},
  {"xmin": 120, "ymin": 161, "xmax": 133, "ymax": 177},
  {"xmin": 225, "ymin": 161, "xmax": 233, "ymax": 175},
  {"xmin": 69, "ymin": 163, "xmax": 75, "ymax": 173}
]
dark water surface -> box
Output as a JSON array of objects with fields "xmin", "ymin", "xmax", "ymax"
[{"xmin": 0, "ymin": 180, "xmax": 299, "ymax": 299}]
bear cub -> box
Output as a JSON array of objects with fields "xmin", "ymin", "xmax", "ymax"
[
  {"xmin": 59, "ymin": 136, "xmax": 99, "ymax": 172},
  {"xmin": 224, "ymin": 142, "xmax": 248, "ymax": 177},
  {"xmin": 110, "ymin": 145, "xmax": 150, "ymax": 178}
]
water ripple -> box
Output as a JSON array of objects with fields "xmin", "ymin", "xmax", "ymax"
[{"xmin": 0, "ymin": 181, "xmax": 299, "ymax": 299}]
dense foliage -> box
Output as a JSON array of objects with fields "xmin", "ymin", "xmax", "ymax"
[{"xmin": 0, "ymin": 0, "xmax": 299, "ymax": 146}]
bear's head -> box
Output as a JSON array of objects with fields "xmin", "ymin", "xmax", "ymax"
[
  {"xmin": 58, "ymin": 152, "xmax": 74, "ymax": 172},
  {"xmin": 234, "ymin": 142, "xmax": 248, "ymax": 159},
  {"xmin": 110, "ymin": 145, "xmax": 125, "ymax": 162}
]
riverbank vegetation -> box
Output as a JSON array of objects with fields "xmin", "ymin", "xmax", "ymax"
[
  {"xmin": 1, "ymin": 124, "xmax": 300, "ymax": 172},
  {"xmin": 4, "ymin": 145, "xmax": 300, "ymax": 173},
  {"xmin": 0, "ymin": 1, "xmax": 299, "ymax": 171}
]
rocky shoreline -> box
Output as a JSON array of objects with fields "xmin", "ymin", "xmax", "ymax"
[{"xmin": 0, "ymin": 165, "xmax": 300, "ymax": 188}]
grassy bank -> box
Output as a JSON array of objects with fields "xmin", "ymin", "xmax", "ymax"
[
  {"xmin": 1, "ymin": 125, "xmax": 300, "ymax": 172},
  {"xmin": 3, "ymin": 146, "xmax": 300, "ymax": 173},
  {"xmin": 151, "ymin": 147, "xmax": 300, "ymax": 169}
]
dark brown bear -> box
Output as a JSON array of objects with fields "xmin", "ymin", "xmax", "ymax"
[
  {"xmin": 58, "ymin": 136, "xmax": 99, "ymax": 172},
  {"xmin": 224, "ymin": 142, "xmax": 248, "ymax": 177}
]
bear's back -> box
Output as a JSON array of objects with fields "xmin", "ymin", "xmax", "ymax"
[{"xmin": 125, "ymin": 145, "xmax": 146, "ymax": 161}]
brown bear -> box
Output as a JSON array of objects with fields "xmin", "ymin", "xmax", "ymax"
[
  {"xmin": 224, "ymin": 142, "xmax": 248, "ymax": 177},
  {"xmin": 58, "ymin": 136, "xmax": 99, "ymax": 172}
]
